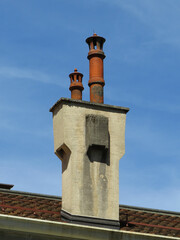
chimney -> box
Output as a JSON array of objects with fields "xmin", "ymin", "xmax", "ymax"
[
  {"xmin": 69, "ymin": 68, "xmax": 84, "ymax": 100},
  {"xmin": 50, "ymin": 34, "xmax": 129, "ymax": 229},
  {"xmin": 0, "ymin": 183, "xmax": 14, "ymax": 190},
  {"xmin": 86, "ymin": 33, "xmax": 106, "ymax": 103}
]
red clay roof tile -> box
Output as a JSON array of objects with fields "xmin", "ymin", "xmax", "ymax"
[{"xmin": 0, "ymin": 190, "xmax": 179, "ymax": 237}]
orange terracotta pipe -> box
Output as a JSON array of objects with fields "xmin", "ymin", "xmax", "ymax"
[
  {"xmin": 69, "ymin": 68, "xmax": 84, "ymax": 100},
  {"xmin": 86, "ymin": 33, "xmax": 106, "ymax": 103}
]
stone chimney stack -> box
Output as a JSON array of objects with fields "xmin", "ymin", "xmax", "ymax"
[
  {"xmin": 69, "ymin": 68, "xmax": 84, "ymax": 100},
  {"xmin": 50, "ymin": 34, "xmax": 129, "ymax": 229},
  {"xmin": 86, "ymin": 33, "xmax": 106, "ymax": 103}
]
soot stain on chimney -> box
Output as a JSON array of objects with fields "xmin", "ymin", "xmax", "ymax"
[
  {"xmin": 80, "ymin": 114, "xmax": 110, "ymax": 216},
  {"xmin": 98, "ymin": 162, "xmax": 108, "ymax": 217},
  {"xmin": 81, "ymin": 153, "xmax": 93, "ymax": 216}
]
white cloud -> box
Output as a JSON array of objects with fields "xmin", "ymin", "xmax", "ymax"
[
  {"xmin": 126, "ymin": 121, "xmax": 180, "ymax": 159},
  {"xmin": 97, "ymin": 0, "xmax": 180, "ymax": 48},
  {"xmin": 0, "ymin": 118, "xmax": 52, "ymax": 138},
  {"xmin": 120, "ymin": 185, "xmax": 180, "ymax": 211},
  {"xmin": 0, "ymin": 157, "xmax": 62, "ymax": 196},
  {"xmin": 0, "ymin": 66, "xmax": 66, "ymax": 87},
  {"xmin": 106, "ymin": 87, "xmax": 180, "ymax": 115}
]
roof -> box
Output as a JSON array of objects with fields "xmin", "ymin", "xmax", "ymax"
[
  {"xmin": 119, "ymin": 205, "xmax": 180, "ymax": 237},
  {"xmin": 0, "ymin": 189, "xmax": 179, "ymax": 238}
]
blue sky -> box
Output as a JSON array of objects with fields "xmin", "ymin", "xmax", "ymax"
[{"xmin": 0, "ymin": 0, "xmax": 180, "ymax": 211}]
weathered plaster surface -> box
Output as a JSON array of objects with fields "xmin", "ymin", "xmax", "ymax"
[{"xmin": 51, "ymin": 99, "xmax": 128, "ymax": 221}]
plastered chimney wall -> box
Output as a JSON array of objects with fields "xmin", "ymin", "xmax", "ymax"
[{"xmin": 50, "ymin": 99, "xmax": 128, "ymax": 223}]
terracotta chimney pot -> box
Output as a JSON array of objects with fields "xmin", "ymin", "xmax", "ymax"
[
  {"xmin": 86, "ymin": 34, "xmax": 106, "ymax": 103},
  {"xmin": 69, "ymin": 68, "xmax": 84, "ymax": 100}
]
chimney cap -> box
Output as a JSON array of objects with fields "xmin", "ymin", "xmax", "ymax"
[
  {"xmin": 69, "ymin": 68, "xmax": 83, "ymax": 78},
  {"xmin": 86, "ymin": 34, "xmax": 106, "ymax": 45},
  {"xmin": 0, "ymin": 183, "xmax": 14, "ymax": 190}
]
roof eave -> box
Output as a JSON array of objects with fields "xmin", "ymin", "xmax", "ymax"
[{"xmin": 0, "ymin": 214, "xmax": 178, "ymax": 240}]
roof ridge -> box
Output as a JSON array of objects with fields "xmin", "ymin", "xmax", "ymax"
[
  {"xmin": 119, "ymin": 204, "xmax": 180, "ymax": 216},
  {"xmin": 0, "ymin": 188, "xmax": 61, "ymax": 200}
]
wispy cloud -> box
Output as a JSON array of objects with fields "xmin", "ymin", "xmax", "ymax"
[
  {"xmin": 106, "ymin": 87, "xmax": 180, "ymax": 115},
  {"xmin": 0, "ymin": 104, "xmax": 23, "ymax": 113},
  {"xmin": 0, "ymin": 157, "xmax": 61, "ymax": 196},
  {"xmin": 96, "ymin": 0, "xmax": 180, "ymax": 48},
  {"xmin": 127, "ymin": 1, "xmax": 180, "ymax": 46},
  {"xmin": 126, "ymin": 122, "xmax": 180, "ymax": 159},
  {"xmin": 0, "ymin": 66, "xmax": 66, "ymax": 87},
  {"xmin": 0, "ymin": 118, "xmax": 52, "ymax": 138},
  {"xmin": 120, "ymin": 185, "xmax": 180, "ymax": 211}
]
